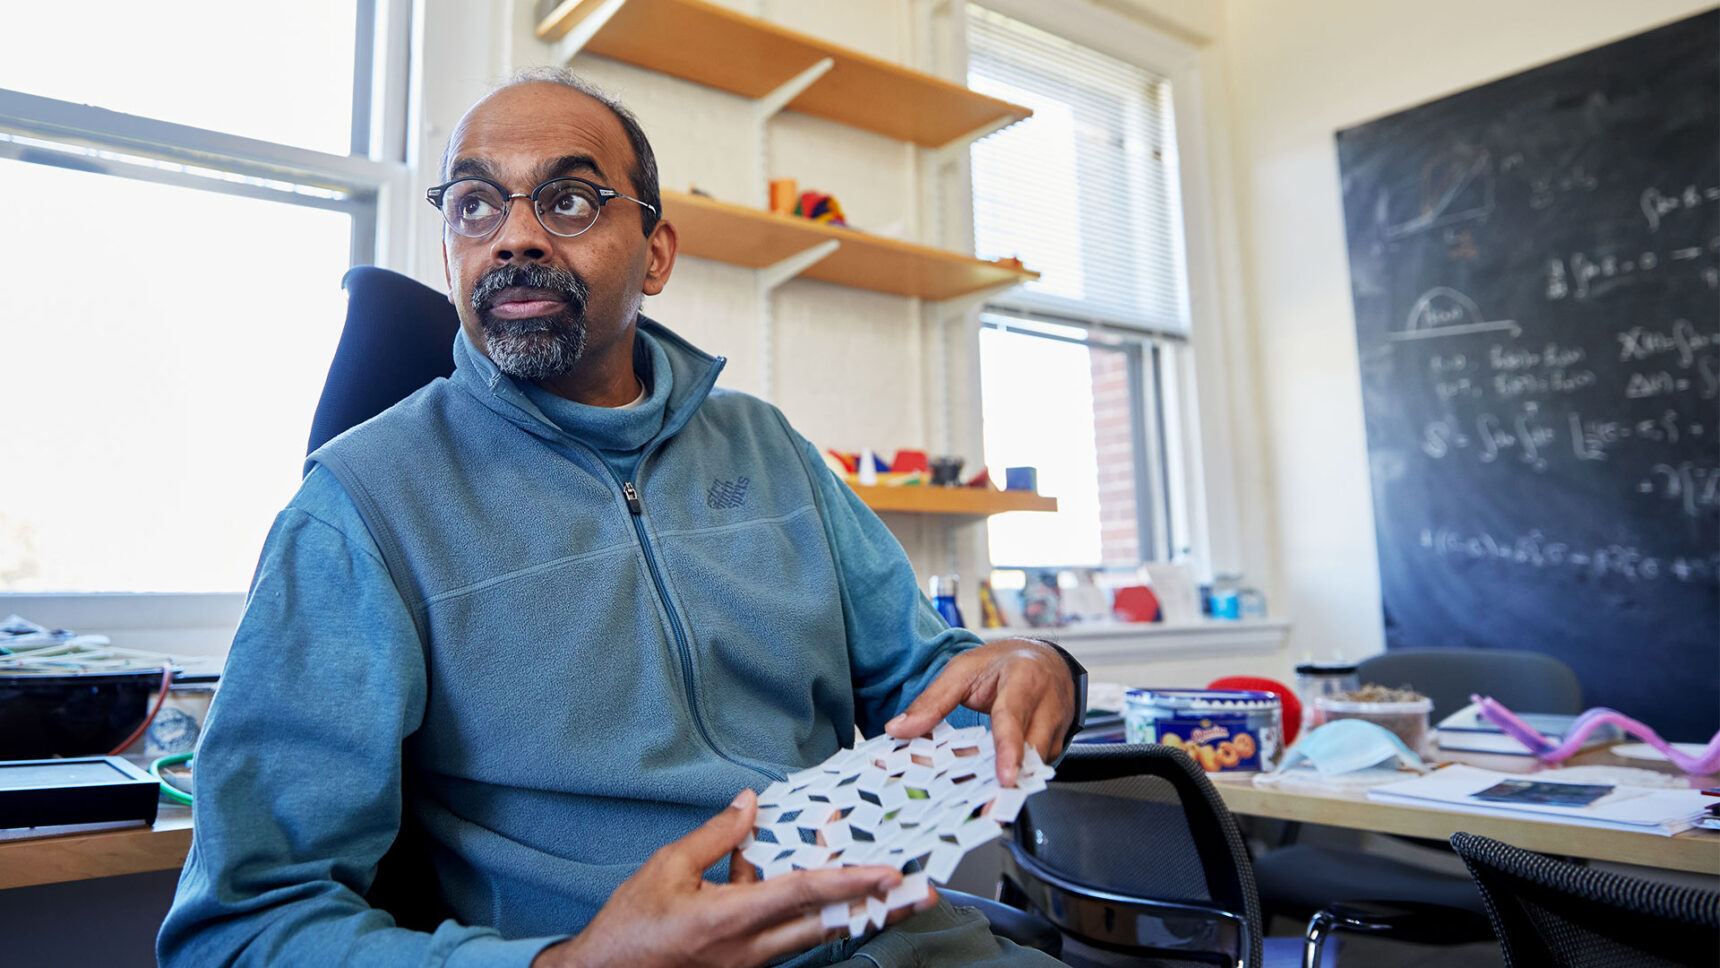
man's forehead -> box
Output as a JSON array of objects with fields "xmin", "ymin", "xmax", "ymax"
[{"xmin": 447, "ymin": 83, "xmax": 632, "ymax": 183}]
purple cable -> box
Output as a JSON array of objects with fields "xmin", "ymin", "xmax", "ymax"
[{"xmin": 1472, "ymin": 694, "xmax": 1720, "ymax": 776}]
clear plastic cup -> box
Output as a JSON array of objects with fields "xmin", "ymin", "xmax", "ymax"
[{"xmin": 1314, "ymin": 695, "xmax": 1434, "ymax": 757}]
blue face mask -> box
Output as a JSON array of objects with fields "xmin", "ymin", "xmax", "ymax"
[{"xmin": 1277, "ymin": 719, "xmax": 1427, "ymax": 774}]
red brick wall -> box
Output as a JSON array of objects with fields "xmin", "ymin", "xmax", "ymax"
[{"xmin": 1089, "ymin": 349, "xmax": 1139, "ymax": 565}]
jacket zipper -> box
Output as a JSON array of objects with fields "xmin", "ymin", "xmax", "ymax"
[{"xmin": 621, "ymin": 479, "xmax": 784, "ymax": 783}]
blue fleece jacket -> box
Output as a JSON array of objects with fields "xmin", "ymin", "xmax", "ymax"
[{"xmin": 157, "ymin": 320, "xmax": 983, "ymax": 968}]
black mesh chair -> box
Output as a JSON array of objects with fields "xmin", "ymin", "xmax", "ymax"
[
  {"xmin": 995, "ymin": 743, "xmax": 1264, "ymax": 967},
  {"xmin": 307, "ymin": 266, "xmax": 459, "ymax": 455},
  {"xmin": 1451, "ymin": 831, "xmax": 1720, "ymax": 966},
  {"xmin": 1254, "ymin": 648, "xmax": 1583, "ymax": 962}
]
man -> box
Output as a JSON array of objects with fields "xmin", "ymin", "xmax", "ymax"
[{"xmin": 158, "ymin": 68, "xmax": 1078, "ymax": 968}]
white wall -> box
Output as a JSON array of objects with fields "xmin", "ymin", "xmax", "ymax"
[{"xmin": 1216, "ymin": 0, "xmax": 1718, "ymax": 664}]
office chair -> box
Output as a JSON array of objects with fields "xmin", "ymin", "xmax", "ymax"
[
  {"xmin": 310, "ymin": 265, "xmax": 1060, "ymax": 954},
  {"xmin": 1451, "ymin": 831, "xmax": 1720, "ymax": 967},
  {"xmin": 1254, "ymin": 648, "xmax": 1583, "ymax": 964},
  {"xmin": 994, "ymin": 743, "xmax": 1264, "ymax": 967},
  {"xmin": 1358, "ymin": 647, "xmax": 1582, "ymax": 723},
  {"xmin": 307, "ymin": 265, "xmax": 459, "ymax": 455}
]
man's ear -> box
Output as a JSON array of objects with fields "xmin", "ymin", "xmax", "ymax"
[{"xmin": 642, "ymin": 220, "xmax": 678, "ymax": 296}]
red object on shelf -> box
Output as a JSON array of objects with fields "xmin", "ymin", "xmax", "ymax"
[
  {"xmin": 1208, "ymin": 675, "xmax": 1302, "ymax": 746},
  {"xmin": 1112, "ymin": 585, "xmax": 1161, "ymax": 624},
  {"xmin": 891, "ymin": 449, "xmax": 930, "ymax": 473}
]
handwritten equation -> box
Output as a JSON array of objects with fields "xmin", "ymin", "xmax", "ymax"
[{"xmin": 1418, "ymin": 525, "xmax": 1719, "ymax": 584}]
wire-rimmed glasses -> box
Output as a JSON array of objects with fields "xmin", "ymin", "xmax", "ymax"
[{"xmin": 426, "ymin": 175, "xmax": 657, "ymax": 239}]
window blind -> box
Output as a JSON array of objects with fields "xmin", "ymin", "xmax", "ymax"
[{"xmin": 967, "ymin": 4, "xmax": 1190, "ymax": 336}]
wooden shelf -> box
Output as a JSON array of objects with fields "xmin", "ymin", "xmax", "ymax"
[
  {"xmin": 536, "ymin": 0, "xmax": 1031, "ymax": 147},
  {"xmin": 664, "ymin": 190, "xmax": 1036, "ymax": 301},
  {"xmin": 849, "ymin": 484, "xmax": 1057, "ymax": 516}
]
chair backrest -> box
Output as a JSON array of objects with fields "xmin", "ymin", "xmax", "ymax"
[
  {"xmin": 307, "ymin": 266, "xmax": 460, "ymax": 455},
  {"xmin": 1451, "ymin": 832, "xmax": 1720, "ymax": 967},
  {"xmin": 1359, "ymin": 648, "xmax": 1582, "ymax": 722},
  {"xmin": 1000, "ymin": 743, "xmax": 1263, "ymax": 967}
]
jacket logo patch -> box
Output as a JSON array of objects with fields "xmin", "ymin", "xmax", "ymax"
[{"xmin": 706, "ymin": 477, "xmax": 751, "ymax": 510}]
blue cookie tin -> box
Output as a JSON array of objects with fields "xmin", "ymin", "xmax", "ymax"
[{"xmin": 1125, "ymin": 688, "xmax": 1282, "ymax": 772}]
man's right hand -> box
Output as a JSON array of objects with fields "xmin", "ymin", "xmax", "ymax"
[{"xmin": 532, "ymin": 789, "xmax": 932, "ymax": 968}]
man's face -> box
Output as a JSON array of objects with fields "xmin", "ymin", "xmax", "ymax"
[{"xmin": 440, "ymin": 83, "xmax": 675, "ymax": 396}]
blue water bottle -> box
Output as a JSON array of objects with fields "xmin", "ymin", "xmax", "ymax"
[{"xmin": 929, "ymin": 575, "xmax": 966, "ymax": 629}]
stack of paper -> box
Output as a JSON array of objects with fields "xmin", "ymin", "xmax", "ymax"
[
  {"xmin": 1367, "ymin": 764, "xmax": 1709, "ymax": 835},
  {"xmin": 738, "ymin": 724, "xmax": 1054, "ymax": 938}
]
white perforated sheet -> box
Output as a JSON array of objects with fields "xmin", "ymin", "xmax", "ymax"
[{"xmin": 737, "ymin": 724, "xmax": 1054, "ymax": 937}]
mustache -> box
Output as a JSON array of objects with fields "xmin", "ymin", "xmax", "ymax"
[{"xmin": 469, "ymin": 262, "xmax": 590, "ymax": 316}]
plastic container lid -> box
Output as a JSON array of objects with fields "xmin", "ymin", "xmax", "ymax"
[
  {"xmin": 1126, "ymin": 688, "xmax": 1281, "ymax": 711},
  {"xmin": 1294, "ymin": 662, "xmax": 1360, "ymax": 676},
  {"xmin": 1314, "ymin": 696, "xmax": 1433, "ymax": 714}
]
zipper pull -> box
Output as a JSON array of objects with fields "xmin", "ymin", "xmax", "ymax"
[{"xmin": 623, "ymin": 481, "xmax": 643, "ymax": 515}]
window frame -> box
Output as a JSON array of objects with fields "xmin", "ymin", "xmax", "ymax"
[
  {"xmin": 979, "ymin": 312, "xmax": 1182, "ymax": 567},
  {"xmin": 969, "ymin": 0, "xmax": 1259, "ymax": 589},
  {"xmin": 0, "ymin": 0, "xmax": 419, "ymax": 653}
]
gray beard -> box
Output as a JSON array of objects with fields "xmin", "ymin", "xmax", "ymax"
[{"xmin": 481, "ymin": 313, "xmax": 587, "ymax": 381}]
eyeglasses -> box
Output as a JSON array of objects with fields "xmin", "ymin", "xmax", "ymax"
[{"xmin": 425, "ymin": 175, "xmax": 657, "ymax": 239}]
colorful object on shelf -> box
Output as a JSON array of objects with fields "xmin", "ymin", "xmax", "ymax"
[
  {"xmin": 1004, "ymin": 466, "xmax": 1038, "ymax": 492},
  {"xmin": 769, "ymin": 177, "xmax": 798, "ymax": 214},
  {"xmin": 929, "ymin": 575, "xmax": 965, "ymax": 629},
  {"xmin": 929, "ymin": 456, "xmax": 964, "ymax": 486},
  {"xmin": 826, "ymin": 449, "xmax": 859, "ymax": 474},
  {"xmin": 890, "ymin": 449, "xmax": 930, "ymax": 474},
  {"xmin": 795, "ymin": 190, "xmax": 847, "ymax": 225},
  {"xmin": 963, "ymin": 467, "xmax": 994, "ymax": 489},
  {"xmin": 977, "ymin": 580, "xmax": 1005, "ymax": 629},
  {"xmin": 1474, "ymin": 695, "xmax": 1720, "ymax": 775},
  {"xmin": 1020, "ymin": 571, "xmax": 1061, "ymax": 628},
  {"xmin": 1209, "ymin": 675, "xmax": 1303, "ymax": 746},
  {"xmin": 1110, "ymin": 585, "xmax": 1161, "ymax": 624}
]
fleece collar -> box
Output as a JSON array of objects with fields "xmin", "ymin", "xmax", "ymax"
[{"xmin": 451, "ymin": 315, "xmax": 726, "ymax": 453}]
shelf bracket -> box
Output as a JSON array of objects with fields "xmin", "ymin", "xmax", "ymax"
[
  {"xmin": 756, "ymin": 239, "xmax": 841, "ymax": 402},
  {"xmin": 757, "ymin": 57, "xmax": 836, "ymax": 121},
  {"xmin": 925, "ymin": 114, "xmax": 1022, "ymax": 169},
  {"xmin": 759, "ymin": 239, "xmax": 840, "ymax": 292},
  {"xmin": 551, "ymin": 0, "xmax": 630, "ymax": 64},
  {"xmin": 932, "ymin": 279, "xmax": 1023, "ymax": 321}
]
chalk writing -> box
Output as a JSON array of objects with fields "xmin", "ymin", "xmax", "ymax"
[
  {"xmin": 1392, "ymin": 287, "xmax": 1518, "ymax": 341},
  {"xmin": 1638, "ymin": 462, "xmax": 1720, "ymax": 517},
  {"xmin": 1617, "ymin": 319, "xmax": 1717, "ymax": 368},
  {"xmin": 1418, "ymin": 526, "xmax": 1718, "ymax": 583},
  {"xmin": 1640, "ymin": 184, "xmax": 1720, "ymax": 232}
]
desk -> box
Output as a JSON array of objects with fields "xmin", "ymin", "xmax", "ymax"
[
  {"xmin": 0, "ymin": 803, "xmax": 191, "ymax": 890},
  {"xmin": 1209, "ymin": 747, "xmax": 1720, "ymax": 876}
]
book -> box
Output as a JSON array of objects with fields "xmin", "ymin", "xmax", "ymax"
[
  {"xmin": 1367, "ymin": 765, "xmax": 1708, "ymax": 836},
  {"xmin": 1435, "ymin": 702, "xmax": 1620, "ymax": 755}
]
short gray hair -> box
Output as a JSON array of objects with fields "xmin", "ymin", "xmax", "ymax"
[{"xmin": 442, "ymin": 67, "xmax": 661, "ymax": 236}]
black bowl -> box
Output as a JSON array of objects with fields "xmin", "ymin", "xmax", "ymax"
[{"xmin": 0, "ymin": 671, "xmax": 165, "ymax": 759}]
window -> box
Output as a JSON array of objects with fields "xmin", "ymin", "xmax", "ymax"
[
  {"xmin": 0, "ymin": 1, "xmax": 409, "ymax": 597},
  {"xmin": 967, "ymin": 4, "xmax": 1194, "ymax": 573}
]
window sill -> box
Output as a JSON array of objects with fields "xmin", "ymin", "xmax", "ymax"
[{"xmin": 975, "ymin": 618, "xmax": 1291, "ymax": 663}]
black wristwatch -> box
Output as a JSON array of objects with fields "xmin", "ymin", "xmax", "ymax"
[{"xmin": 1018, "ymin": 636, "xmax": 1087, "ymax": 751}]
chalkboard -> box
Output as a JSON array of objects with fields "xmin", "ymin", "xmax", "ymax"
[{"xmin": 1337, "ymin": 10, "xmax": 1719, "ymax": 742}]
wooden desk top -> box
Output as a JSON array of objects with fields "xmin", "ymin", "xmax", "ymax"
[
  {"xmin": 1210, "ymin": 747, "xmax": 1720, "ymax": 876},
  {"xmin": 0, "ymin": 804, "xmax": 191, "ymax": 890},
  {"xmin": 4, "ymin": 747, "xmax": 1716, "ymax": 889}
]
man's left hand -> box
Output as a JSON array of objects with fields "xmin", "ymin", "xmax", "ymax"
[{"xmin": 883, "ymin": 639, "xmax": 1075, "ymax": 787}]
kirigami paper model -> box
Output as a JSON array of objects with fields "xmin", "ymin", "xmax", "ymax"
[{"xmin": 736, "ymin": 723, "xmax": 1055, "ymax": 939}]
